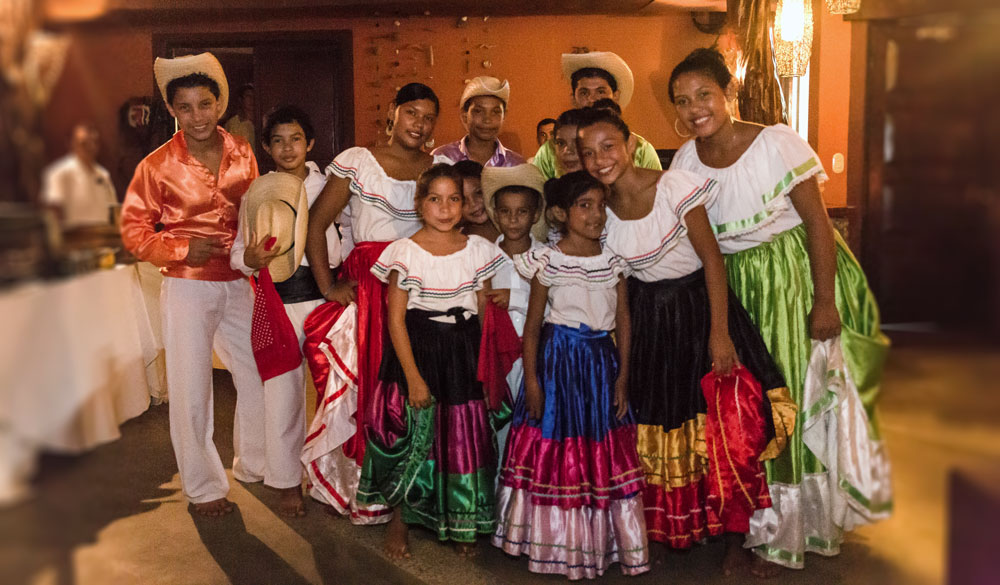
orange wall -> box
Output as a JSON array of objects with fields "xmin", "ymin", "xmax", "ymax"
[
  {"xmin": 814, "ymin": 8, "xmax": 852, "ymax": 207},
  {"xmin": 45, "ymin": 14, "xmax": 714, "ymax": 182},
  {"xmin": 44, "ymin": 11, "xmax": 851, "ymax": 208}
]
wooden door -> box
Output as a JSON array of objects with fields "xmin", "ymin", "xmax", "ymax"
[
  {"xmin": 253, "ymin": 43, "xmax": 350, "ymax": 174},
  {"xmin": 862, "ymin": 13, "xmax": 1000, "ymax": 332},
  {"xmin": 154, "ymin": 32, "xmax": 355, "ymax": 174}
]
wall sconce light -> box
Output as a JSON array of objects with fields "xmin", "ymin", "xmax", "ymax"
[{"xmin": 774, "ymin": 0, "xmax": 813, "ymax": 77}]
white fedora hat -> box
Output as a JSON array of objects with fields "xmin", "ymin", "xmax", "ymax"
[
  {"xmin": 154, "ymin": 52, "xmax": 229, "ymax": 113},
  {"xmin": 461, "ymin": 76, "xmax": 510, "ymax": 108},
  {"xmin": 561, "ymin": 51, "xmax": 634, "ymax": 109}
]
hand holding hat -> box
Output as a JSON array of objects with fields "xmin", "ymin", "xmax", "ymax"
[
  {"xmin": 243, "ymin": 232, "xmax": 282, "ymax": 271},
  {"xmin": 238, "ymin": 172, "xmax": 309, "ymax": 283}
]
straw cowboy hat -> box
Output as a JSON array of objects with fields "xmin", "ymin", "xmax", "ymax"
[
  {"xmin": 561, "ymin": 51, "xmax": 635, "ymax": 109},
  {"xmin": 481, "ymin": 164, "xmax": 549, "ymax": 241},
  {"xmin": 154, "ymin": 52, "xmax": 229, "ymax": 112},
  {"xmin": 461, "ymin": 76, "xmax": 510, "ymax": 108},
  {"xmin": 238, "ymin": 172, "xmax": 308, "ymax": 283}
]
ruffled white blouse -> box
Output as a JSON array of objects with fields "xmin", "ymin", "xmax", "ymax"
[
  {"xmin": 371, "ymin": 235, "xmax": 504, "ymax": 317},
  {"xmin": 326, "ymin": 147, "xmax": 422, "ymax": 244},
  {"xmin": 513, "ymin": 245, "xmax": 626, "ymax": 331},
  {"xmin": 669, "ymin": 124, "xmax": 828, "ymax": 253},
  {"xmin": 604, "ymin": 170, "xmax": 718, "ymax": 282}
]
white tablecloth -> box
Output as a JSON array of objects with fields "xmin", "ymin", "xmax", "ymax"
[{"xmin": 0, "ymin": 264, "xmax": 161, "ymax": 504}]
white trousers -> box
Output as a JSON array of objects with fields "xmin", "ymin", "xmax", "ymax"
[
  {"xmin": 254, "ymin": 298, "xmax": 324, "ymax": 489},
  {"xmin": 162, "ymin": 277, "xmax": 266, "ymax": 503}
]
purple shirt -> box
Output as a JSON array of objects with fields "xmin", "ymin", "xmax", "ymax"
[{"xmin": 431, "ymin": 136, "xmax": 526, "ymax": 168}]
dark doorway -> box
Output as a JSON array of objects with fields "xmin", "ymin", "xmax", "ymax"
[
  {"xmin": 860, "ymin": 11, "xmax": 1000, "ymax": 334},
  {"xmin": 152, "ymin": 32, "xmax": 354, "ymax": 174}
]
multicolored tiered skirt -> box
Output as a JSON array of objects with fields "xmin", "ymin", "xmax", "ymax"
[
  {"xmin": 726, "ymin": 225, "xmax": 891, "ymax": 569},
  {"xmin": 627, "ymin": 269, "xmax": 792, "ymax": 548},
  {"xmin": 356, "ymin": 308, "xmax": 498, "ymax": 542},
  {"xmin": 302, "ymin": 241, "xmax": 394, "ymax": 524},
  {"xmin": 493, "ymin": 323, "xmax": 650, "ymax": 580}
]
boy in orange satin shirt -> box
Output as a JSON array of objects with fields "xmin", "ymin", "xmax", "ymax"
[{"xmin": 120, "ymin": 53, "xmax": 266, "ymax": 517}]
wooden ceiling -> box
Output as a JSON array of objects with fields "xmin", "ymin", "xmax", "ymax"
[{"xmin": 44, "ymin": 0, "xmax": 727, "ymax": 25}]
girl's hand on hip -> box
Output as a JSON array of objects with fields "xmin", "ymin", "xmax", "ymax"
[
  {"xmin": 408, "ymin": 377, "xmax": 433, "ymax": 409},
  {"xmin": 324, "ymin": 279, "xmax": 358, "ymax": 305},
  {"xmin": 809, "ymin": 300, "xmax": 841, "ymax": 341}
]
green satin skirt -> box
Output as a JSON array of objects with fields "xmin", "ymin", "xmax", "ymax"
[
  {"xmin": 725, "ymin": 224, "xmax": 891, "ymax": 566},
  {"xmin": 725, "ymin": 225, "xmax": 888, "ymax": 484}
]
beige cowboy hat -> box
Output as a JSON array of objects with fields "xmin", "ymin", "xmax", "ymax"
[
  {"xmin": 482, "ymin": 164, "xmax": 549, "ymax": 241},
  {"xmin": 561, "ymin": 51, "xmax": 634, "ymax": 109},
  {"xmin": 238, "ymin": 172, "xmax": 308, "ymax": 283},
  {"xmin": 154, "ymin": 52, "xmax": 229, "ymax": 113},
  {"xmin": 461, "ymin": 76, "xmax": 510, "ymax": 109}
]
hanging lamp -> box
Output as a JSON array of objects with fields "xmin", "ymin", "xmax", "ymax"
[{"xmin": 774, "ymin": 0, "xmax": 813, "ymax": 77}]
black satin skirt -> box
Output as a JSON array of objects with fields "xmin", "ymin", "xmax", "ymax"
[
  {"xmin": 378, "ymin": 308, "xmax": 484, "ymax": 406},
  {"xmin": 627, "ymin": 269, "xmax": 786, "ymax": 433}
]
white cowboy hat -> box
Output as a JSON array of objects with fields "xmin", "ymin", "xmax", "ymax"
[
  {"xmin": 561, "ymin": 51, "xmax": 635, "ymax": 109},
  {"xmin": 238, "ymin": 172, "xmax": 308, "ymax": 283},
  {"xmin": 154, "ymin": 52, "xmax": 229, "ymax": 113},
  {"xmin": 460, "ymin": 76, "xmax": 510, "ymax": 108},
  {"xmin": 481, "ymin": 164, "xmax": 548, "ymax": 241}
]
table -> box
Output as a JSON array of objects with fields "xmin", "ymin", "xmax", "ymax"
[{"xmin": 0, "ymin": 264, "xmax": 162, "ymax": 505}]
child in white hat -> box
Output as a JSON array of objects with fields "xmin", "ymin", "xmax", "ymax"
[
  {"xmin": 431, "ymin": 76, "xmax": 526, "ymax": 168},
  {"xmin": 531, "ymin": 51, "xmax": 662, "ymax": 179}
]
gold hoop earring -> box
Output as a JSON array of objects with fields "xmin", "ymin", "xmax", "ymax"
[
  {"xmin": 673, "ymin": 118, "xmax": 692, "ymax": 139},
  {"xmin": 385, "ymin": 119, "xmax": 394, "ymax": 137}
]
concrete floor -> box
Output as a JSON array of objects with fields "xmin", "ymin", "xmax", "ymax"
[{"xmin": 3, "ymin": 342, "xmax": 999, "ymax": 585}]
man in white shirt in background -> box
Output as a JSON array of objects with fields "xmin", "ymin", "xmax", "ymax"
[{"xmin": 42, "ymin": 122, "xmax": 118, "ymax": 232}]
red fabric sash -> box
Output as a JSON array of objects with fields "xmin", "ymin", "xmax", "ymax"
[
  {"xmin": 250, "ymin": 267, "xmax": 302, "ymax": 382},
  {"xmin": 700, "ymin": 365, "xmax": 772, "ymax": 533},
  {"xmin": 477, "ymin": 301, "xmax": 521, "ymax": 413}
]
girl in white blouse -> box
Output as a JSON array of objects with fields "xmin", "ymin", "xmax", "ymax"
[
  {"xmin": 357, "ymin": 164, "xmax": 506, "ymax": 560},
  {"xmin": 578, "ymin": 109, "xmax": 792, "ymax": 578},
  {"xmin": 493, "ymin": 171, "xmax": 649, "ymax": 580},
  {"xmin": 302, "ymin": 84, "xmax": 439, "ymax": 523},
  {"xmin": 668, "ymin": 48, "xmax": 890, "ymax": 572}
]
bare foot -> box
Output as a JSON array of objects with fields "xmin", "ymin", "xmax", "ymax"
[
  {"xmin": 652, "ymin": 542, "xmax": 670, "ymax": 565},
  {"xmin": 455, "ymin": 541, "xmax": 479, "ymax": 558},
  {"xmin": 722, "ymin": 533, "xmax": 781, "ymax": 579},
  {"xmin": 277, "ymin": 487, "xmax": 305, "ymax": 518},
  {"xmin": 191, "ymin": 498, "xmax": 233, "ymax": 517},
  {"xmin": 749, "ymin": 554, "xmax": 782, "ymax": 579},
  {"xmin": 384, "ymin": 510, "xmax": 411, "ymax": 559},
  {"xmin": 722, "ymin": 533, "xmax": 746, "ymax": 576}
]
